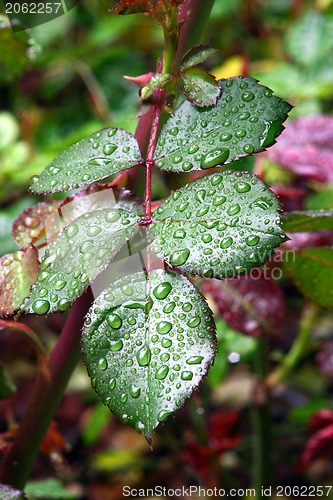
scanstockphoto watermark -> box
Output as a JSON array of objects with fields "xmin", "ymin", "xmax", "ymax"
[
  {"xmin": 122, "ymin": 485, "xmax": 276, "ymax": 497},
  {"xmin": 1, "ymin": 0, "xmax": 79, "ymax": 32}
]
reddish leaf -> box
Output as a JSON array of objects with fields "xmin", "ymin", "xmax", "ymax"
[
  {"xmin": 202, "ymin": 274, "xmax": 285, "ymax": 337},
  {"xmin": 267, "ymin": 115, "xmax": 333, "ymax": 182},
  {"xmin": 0, "ymin": 246, "xmax": 39, "ymax": 317},
  {"xmin": 12, "ymin": 200, "xmax": 62, "ymax": 248},
  {"xmin": 296, "ymin": 410, "xmax": 333, "ymax": 473},
  {"xmin": 40, "ymin": 421, "xmax": 69, "ymax": 456}
]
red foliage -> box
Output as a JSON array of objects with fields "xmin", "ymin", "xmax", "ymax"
[
  {"xmin": 202, "ymin": 273, "xmax": 285, "ymax": 337},
  {"xmin": 296, "ymin": 409, "xmax": 333, "ymax": 473}
]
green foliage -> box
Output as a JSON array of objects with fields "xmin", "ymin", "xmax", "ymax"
[
  {"xmin": 180, "ymin": 45, "xmax": 218, "ymax": 70},
  {"xmin": 82, "ymin": 269, "xmax": 216, "ymax": 441},
  {"xmin": 24, "ymin": 479, "xmax": 76, "ymax": 500},
  {"xmin": 154, "ymin": 77, "xmax": 291, "ymax": 172},
  {"xmin": 149, "ymin": 171, "xmax": 284, "ymax": 278},
  {"xmin": 284, "ymin": 248, "xmax": 333, "ymax": 308},
  {"xmin": 30, "ymin": 128, "xmax": 143, "ymax": 194},
  {"xmin": 179, "ymin": 67, "xmax": 221, "ymax": 107},
  {"xmin": 281, "ymin": 210, "xmax": 333, "ymax": 232}
]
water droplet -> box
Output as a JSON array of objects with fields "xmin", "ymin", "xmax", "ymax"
[
  {"xmin": 105, "ymin": 210, "xmax": 120, "ymax": 223},
  {"xmin": 182, "ymin": 161, "xmax": 193, "ymax": 171},
  {"xmin": 227, "ymin": 204, "xmax": 240, "ymax": 216},
  {"xmin": 236, "ymin": 129, "xmax": 246, "ymax": 138},
  {"xmin": 195, "ymin": 189, "xmax": 206, "ymax": 203},
  {"xmin": 173, "ymin": 229, "xmax": 186, "ymax": 239},
  {"xmin": 235, "ymin": 181, "xmax": 251, "ymax": 193},
  {"xmin": 156, "ymin": 321, "xmax": 172, "ymax": 334},
  {"xmin": 242, "ymin": 91, "xmax": 255, "ymax": 102},
  {"xmin": 103, "ymin": 143, "xmax": 117, "ymax": 155},
  {"xmin": 201, "ymin": 148, "xmax": 229, "ymax": 169},
  {"xmin": 155, "ymin": 365, "xmax": 169, "ymax": 380},
  {"xmin": 67, "ymin": 223, "xmax": 78, "ymax": 238},
  {"xmin": 221, "ymin": 133, "xmax": 232, "ymax": 141},
  {"xmin": 220, "ymin": 237, "xmax": 233, "ymax": 249},
  {"xmin": 153, "ymin": 282, "xmax": 172, "ymax": 300},
  {"xmin": 109, "ymin": 378, "xmax": 116, "ymax": 389},
  {"xmin": 170, "ymin": 126, "xmax": 179, "ymax": 136},
  {"xmin": 201, "ymin": 234, "xmax": 212, "ymax": 243},
  {"xmin": 188, "ymin": 144, "xmax": 199, "ymax": 154},
  {"xmin": 87, "ymin": 226, "xmax": 102, "ymax": 237},
  {"xmin": 243, "ymin": 144, "xmax": 254, "ymax": 154},
  {"xmin": 122, "ymin": 285, "xmax": 133, "ymax": 296},
  {"xmin": 186, "ymin": 356, "xmax": 204, "ymax": 365},
  {"xmin": 98, "ymin": 358, "xmax": 108, "ymax": 371},
  {"xmin": 120, "ymin": 393, "xmax": 128, "ymax": 403},
  {"xmin": 187, "ymin": 316, "xmax": 201, "ymax": 328},
  {"xmin": 58, "ymin": 299, "xmax": 71, "ymax": 311},
  {"xmin": 251, "ymin": 197, "xmax": 273, "ymax": 210},
  {"xmin": 170, "ymin": 248, "xmax": 190, "ymax": 266},
  {"xmin": 54, "ymin": 279, "xmax": 66, "ymax": 291},
  {"xmin": 157, "ymin": 410, "xmax": 173, "ymax": 422},
  {"xmin": 245, "ymin": 235, "xmax": 260, "ymax": 246},
  {"xmin": 129, "ymin": 385, "xmax": 141, "ymax": 398},
  {"xmin": 211, "ymin": 174, "xmax": 223, "ymax": 186},
  {"xmin": 213, "ymin": 195, "xmax": 226, "ymax": 206},
  {"xmin": 110, "ymin": 339, "xmax": 124, "ymax": 351},
  {"xmin": 136, "ymin": 346, "xmax": 151, "ymax": 366},
  {"xmin": 161, "ymin": 338, "xmax": 172, "ymax": 348},
  {"xmin": 107, "ymin": 313, "xmax": 122, "ymax": 329},
  {"xmin": 163, "ymin": 302, "xmax": 176, "ymax": 313},
  {"xmin": 24, "ymin": 216, "xmax": 39, "ymax": 228},
  {"xmin": 32, "ymin": 299, "xmax": 50, "ymax": 315},
  {"xmin": 172, "ymin": 155, "xmax": 183, "ymax": 164},
  {"xmin": 181, "ymin": 371, "xmax": 193, "ymax": 381}
]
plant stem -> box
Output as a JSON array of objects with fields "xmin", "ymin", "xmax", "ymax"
[
  {"xmin": 0, "ymin": 290, "xmax": 93, "ymax": 489},
  {"xmin": 145, "ymin": 105, "xmax": 161, "ymax": 223},
  {"xmin": 251, "ymin": 335, "xmax": 271, "ymax": 498},
  {"xmin": 267, "ymin": 302, "xmax": 319, "ymax": 388}
]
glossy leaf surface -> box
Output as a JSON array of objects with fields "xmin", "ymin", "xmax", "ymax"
[
  {"xmin": 180, "ymin": 45, "xmax": 218, "ymax": 70},
  {"xmin": 82, "ymin": 269, "xmax": 216, "ymax": 441},
  {"xmin": 149, "ymin": 171, "xmax": 284, "ymax": 279},
  {"xmin": 0, "ymin": 246, "xmax": 39, "ymax": 317},
  {"xmin": 23, "ymin": 208, "xmax": 140, "ymax": 315},
  {"xmin": 281, "ymin": 210, "xmax": 333, "ymax": 232},
  {"xmin": 180, "ymin": 67, "xmax": 221, "ymax": 107},
  {"xmin": 154, "ymin": 76, "xmax": 291, "ymax": 173},
  {"xmin": 30, "ymin": 128, "xmax": 143, "ymax": 194},
  {"xmin": 284, "ymin": 248, "xmax": 333, "ymax": 308}
]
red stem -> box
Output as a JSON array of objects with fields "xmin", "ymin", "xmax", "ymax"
[{"xmin": 144, "ymin": 105, "xmax": 161, "ymax": 223}]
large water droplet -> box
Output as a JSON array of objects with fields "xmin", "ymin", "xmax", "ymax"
[
  {"xmin": 156, "ymin": 321, "xmax": 172, "ymax": 334},
  {"xmin": 242, "ymin": 91, "xmax": 255, "ymax": 102},
  {"xmin": 109, "ymin": 378, "xmax": 116, "ymax": 389},
  {"xmin": 67, "ymin": 223, "xmax": 78, "ymax": 238},
  {"xmin": 161, "ymin": 338, "xmax": 172, "ymax": 348},
  {"xmin": 103, "ymin": 143, "xmax": 117, "ymax": 155},
  {"xmin": 54, "ymin": 279, "xmax": 67, "ymax": 291},
  {"xmin": 98, "ymin": 358, "xmax": 108, "ymax": 371},
  {"xmin": 181, "ymin": 371, "xmax": 193, "ymax": 381},
  {"xmin": 87, "ymin": 226, "xmax": 102, "ymax": 237},
  {"xmin": 110, "ymin": 339, "xmax": 123, "ymax": 351},
  {"xmin": 245, "ymin": 235, "xmax": 260, "ymax": 246},
  {"xmin": 220, "ymin": 237, "xmax": 233, "ymax": 249},
  {"xmin": 32, "ymin": 299, "xmax": 50, "ymax": 315},
  {"xmin": 201, "ymin": 148, "xmax": 229, "ymax": 169},
  {"xmin": 170, "ymin": 248, "xmax": 190, "ymax": 266},
  {"xmin": 106, "ymin": 313, "xmax": 122, "ymax": 329},
  {"xmin": 129, "ymin": 384, "xmax": 141, "ymax": 398},
  {"xmin": 153, "ymin": 282, "xmax": 172, "ymax": 300},
  {"xmin": 136, "ymin": 346, "xmax": 151, "ymax": 366},
  {"xmin": 186, "ymin": 356, "xmax": 204, "ymax": 365},
  {"xmin": 155, "ymin": 365, "xmax": 169, "ymax": 380},
  {"xmin": 187, "ymin": 316, "xmax": 201, "ymax": 328},
  {"xmin": 105, "ymin": 210, "xmax": 120, "ymax": 223},
  {"xmin": 235, "ymin": 181, "xmax": 251, "ymax": 193}
]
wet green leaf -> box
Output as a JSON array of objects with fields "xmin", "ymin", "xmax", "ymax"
[
  {"xmin": 141, "ymin": 73, "xmax": 171, "ymax": 100},
  {"xmin": 154, "ymin": 76, "xmax": 291, "ymax": 172},
  {"xmin": 82, "ymin": 269, "xmax": 216, "ymax": 441},
  {"xmin": 23, "ymin": 208, "xmax": 140, "ymax": 315},
  {"xmin": 0, "ymin": 246, "xmax": 39, "ymax": 317},
  {"xmin": 24, "ymin": 479, "xmax": 75, "ymax": 500},
  {"xmin": 30, "ymin": 128, "xmax": 143, "ymax": 194},
  {"xmin": 283, "ymin": 248, "xmax": 333, "ymax": 308},
  {"xmin": 149, "ymin": 171, "xmax": 284, "ymax": 279},
  {"xmin": 281, "ymin": 210, "xmax": 333, "ymax": 232},
  {"xmin": 148, "ymin": 171, "xmax": 284, "ymax": 278},
  {"xmin": 180, "ymin": 67, "xmax": 221, "ymax": 107},
  {"xmin": 180, "ymin": 45, "xmax": 218, "ymax": 70}
]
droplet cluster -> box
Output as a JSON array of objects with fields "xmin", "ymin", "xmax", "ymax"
[
  {"xmin": 81, "ymin": 270, "xmax": 216, "ymax": 439},
  {"xmin": 149, "ymin": 170, "xmax": 284, "ymax": 279},
  {"xmin": 154, "ymin": 76, "xmax": 291, "ymax": 173}
]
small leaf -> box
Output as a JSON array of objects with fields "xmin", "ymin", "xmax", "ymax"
[
  {"xmin": 141, "ymin": 73, "xmax": 171, "ymax": 100},
  {"xmin": 267, "ymin": 115, "xmax": 333, "ymax": 183},
  {"xmin": 23, "ymin": 208, "xmax": 140, "ymax": 315},
  {"xmin": 281, "ymin": 210, "xmax": 333, "ymax": 232},
  {"xmin": 0, "ymin": 246, "xmax": 39, "ymax": 317},
  {"xmin": 283, "ymin": 247, "xmax": 333, "ymax": 307},
  {"xmin": 202, "ymin": 274, "xmax": 286, "ymax": 337},
  {"xmin": 148, "ymin": 171, "xmax": 284, "ymax": 279},
  {"xmin": 24, "ymin": 479, "xmax": 75, "ymax": 500},
  {"xmin": 12, "ymin": 200, "xmax": 62, "ymax": 248},
  {"xmin": 180, "ymin": 67, "xmax": 221, "ymax": 107},
  {"xmin": 0, "ymin": 484, "xmax": 26, "ymax": 500},
  {"xmin": 181, "ymin": 45, "xmax": 219, "ymax": 70},
  {"xmin": 82, "ymin": 269, "xmax": 216, "ymax": 441},
  {"xmin": 154, "ymin": 76, "xmax": 291, "ymax": 173},
  {"xmin": 30, "ymin": 128, "xmax": 143, "ymax": 194}
]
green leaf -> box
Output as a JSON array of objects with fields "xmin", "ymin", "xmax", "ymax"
[
  {"xmin": 23, "ymin": 208, "xmax": 140, "ymax": 315},
  {"xmin": 154, "ymin": 76, "xmax": 291, "ymax": 172},
  {"xmin": 0, "ymin": 246, "xmax": 39, "ymax": 317},
  {"xmin": 24, "ymin": 479, "xmax": 75, "ymax": 500},
  {"xmin": 283, "ymin": 247, "xmax": 333, "ymax": 308},
  {"xmin": 82, "ymin": 269, "xmax": 216, "ymax": 441},
  {"xmin": 180, "ymin": 45, "xmax": 219, "ymax": 70},
  {"xmin": 285, "ymin": 10, "xmax": 333, "ymax": 67},
  {"xmin": 148, "ymin": 171, "xmax": 284, "ymax": 278},
  {"xmin": 30, "ymin": 128, "xmax": 143, "ymax": 194},
  {"xmin": 141, "ymin": 73, "xmax": 171, "ymax": 100},
  {"xmin": 180, "ymin": 67, "xmax": 221, "ymax": 107},
  {"xmin": 281, "ymin": 210, "xmax": 333, "ymax": 232},
  {"xmin": 0, "ymin": 484, "xmax": 26, "ymax": 500}
]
